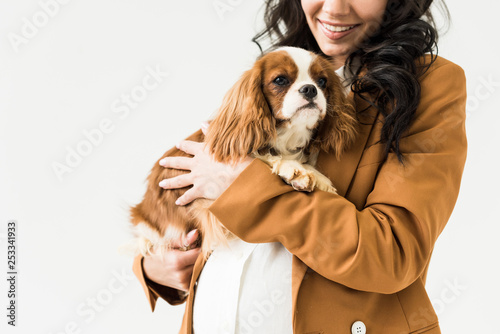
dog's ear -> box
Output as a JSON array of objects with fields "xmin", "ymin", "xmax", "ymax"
[
  {"xmin": 205, "ymin": 64, "xmax": 276, "ymax": 164},
  {"xmin": 314, "ymin": 67, "xmax": 358, "ymax": 159}
]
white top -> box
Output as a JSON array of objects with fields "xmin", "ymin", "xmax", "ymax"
[
  {"xmin": 336, "ymin": 65, "xmax": 352, "ymax": 95},
  {"xmin": 192, "ymin": 66, "xmax": 349, "ymax": 334},
  {"xmin": 192, "ymin": 239, "xmax": 293, "ymax": 334}
]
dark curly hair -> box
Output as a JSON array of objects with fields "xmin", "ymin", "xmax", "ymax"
[{"xmin": 252, "ymin": 0, "xmax": 450, "ymax": 162}]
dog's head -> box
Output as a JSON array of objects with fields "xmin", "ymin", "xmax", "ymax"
[{"xmin": 206, "ymin": 47, "xmax": 357, "ymax": 163}]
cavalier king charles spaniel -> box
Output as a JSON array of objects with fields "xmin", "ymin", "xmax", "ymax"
[{"xmin": 128, "ymin": 47, "xmax": 357, "ymax": 258}]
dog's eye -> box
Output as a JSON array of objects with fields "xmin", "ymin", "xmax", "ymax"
[
  {"xmin": 273, "ymin": 76, "xmax": 289, "ymax": 86},
  {"xmin": 317, "ymin": 77, "xmax": 327, "ymax": 88}
]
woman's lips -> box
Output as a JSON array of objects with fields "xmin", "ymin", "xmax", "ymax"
[{"xmin": 318, "ymin": 20, "xmax": 360, "ymax": 40}]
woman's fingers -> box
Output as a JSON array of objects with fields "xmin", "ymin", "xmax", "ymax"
[
  {"xmin": 175, "ymin": 187, "xmax": 200, "ymax": 206},
  {"xmin": 159, "ymin": 156, "xmax": 194, "ymax": 170},
  {"xmin": 170, "ymin": 230, "xmax": 199, "ymax": 249},
  {"xmin": 175, "ymin": 248, "xmax": 202, "ymax": 290},
  {"xmin": 142, "ymin": 234, "xmax": 201, "ymax": 290},
  {"xmin": 175, "ymin": 265, "xmax": 195, "ymax": 291},
  {"xmin": 200, "ymin": 121, "xmax": 209, "ymax": 135},
  {"xmin": 176, "ymin": 247, "xmax": 201, "ymax": 268},
  {"xmin": 159, "ymin": 173, "xmax": 193, "ymax": 189},
  {"xmin": 176, "ymin": 140, "xmax": 204, "ymax": 155},
  {"xmin": 183, "ymin": 229, "xmax": 199, "ymax": 247},
  {"xmin": 156, "ymin": 135, "xmax": 251, "ymax": 205}
]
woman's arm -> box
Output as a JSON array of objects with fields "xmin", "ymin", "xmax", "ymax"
[
  {"xmin": 207, "ymin": 60, "xmax": 467, "ymax": 294},
  {"xmin": 161, "ymin": 59, "xmax": 467, "ymax": 294}
]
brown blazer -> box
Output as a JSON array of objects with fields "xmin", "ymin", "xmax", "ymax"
[{"xmin": 133, "ymin": 55, "xmax": 467, "ymax": 334}]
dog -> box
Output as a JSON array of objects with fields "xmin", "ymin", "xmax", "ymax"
[{"xmin": 128, "ymin": 47, "xmax": 357, "ymax": 259}]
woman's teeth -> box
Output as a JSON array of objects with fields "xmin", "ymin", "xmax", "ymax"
[{"xmin": 322, "ymin": 23, "xmax": 356, "ymax": 32}]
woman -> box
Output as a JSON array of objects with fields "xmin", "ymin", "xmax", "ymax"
[{"xmin": 133, "ymin": 0, "xmax": 466, "ymax": 333}]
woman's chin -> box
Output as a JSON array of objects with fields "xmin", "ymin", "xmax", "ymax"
[{"xmin": 318, "ymin": 44, "xmax": 352, "ymax": 63}]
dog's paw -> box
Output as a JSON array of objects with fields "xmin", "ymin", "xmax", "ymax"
[
  {"xmin": 271, "ymin": 159, "xmax": 338, "ymax": 194},
  {"xmin": 310, "ymin": 169, "xmax": 337, "ymax": 194},
  {"xmin": 315, "ymin": 179, "xmax": 337, "ymax": 194},
  {"xmin": 273, "ymin": 160, "xmax": 316, "ymax": 192},
  {"xmin": 289, "ymin": 170, "xmax": 316, "ymax": 192}
]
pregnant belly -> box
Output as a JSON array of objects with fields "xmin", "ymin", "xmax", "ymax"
[{"xmin": 192, "ymin": 239, "xmax": 293, "ymax": 334}]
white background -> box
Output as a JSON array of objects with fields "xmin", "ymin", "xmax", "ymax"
[{"xmin": 0, "ymin": 0, "xmax": 499, "ymax": 333}]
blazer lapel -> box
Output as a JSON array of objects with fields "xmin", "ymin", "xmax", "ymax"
[
  {"xmin": 183, "ymin": 253, "xmax": 206, "ymax": 334},
  {"xmin": 316, "ymin": 94, "xmax": 379, "ymax": 197},
  {"xmin": 291, "ymin": 256, "xmax": 308, "ymax": 328}
]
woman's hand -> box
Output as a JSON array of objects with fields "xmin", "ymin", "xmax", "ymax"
[
  {"xmin": 158, "ymin": 124, "xmax": 254, "ymax": 205},
  {"xmin": 142, "ymin": 230, "xmax": 201, "ymax": 291}
]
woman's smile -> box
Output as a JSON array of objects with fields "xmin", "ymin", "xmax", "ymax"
[
  {"xmin": 302, "ymin": 0, "xmax": 388, "ymax": 69},
  {"xmin": 318, "ymin": 19, "xmax": 361, "ymax": 40}
]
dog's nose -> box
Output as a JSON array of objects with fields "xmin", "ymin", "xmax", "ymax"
[{"xmin": 299, "ymin": 84, "xmax": 317, "ymax": 100}]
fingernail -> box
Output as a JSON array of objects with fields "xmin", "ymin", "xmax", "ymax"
[
  {"xmin": 175, "ymin": 142, "xmax": 180, "ymax": 149},
  {"xmin": 201, "ymin": 122, "xmax": 209, "ymax": 130},
  {"xmin": 159, "ymin": 180, "xmax": 167, "ymax": 188},
  {"xmin": 187, "ymin": 230, "xmax": 197, "ymax": 239},
  {"xmin": 175, "ymin": 199, "xmax": 181, "ymax": 205},
  {"xmin": 159, "ymin": 158, "xmax": 167, "ymax": 166}
]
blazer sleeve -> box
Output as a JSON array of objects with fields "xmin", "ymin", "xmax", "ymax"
[
  {"xmin": 208, "ymin": 61, "xmax": 467, "ymax": 294},
  {"xmin": 132, "ymin": 255, "xmax": 187, "ymax": 311}
]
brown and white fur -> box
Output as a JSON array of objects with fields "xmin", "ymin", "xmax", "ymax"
[{"xmin": 128, "ymin": 47, "xmax": 357, "ymax": 259}]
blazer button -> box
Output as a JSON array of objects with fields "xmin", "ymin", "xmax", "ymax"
[{"xmin": 351, "ymin": 321, "xmax": 366, "ymax": 334}]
